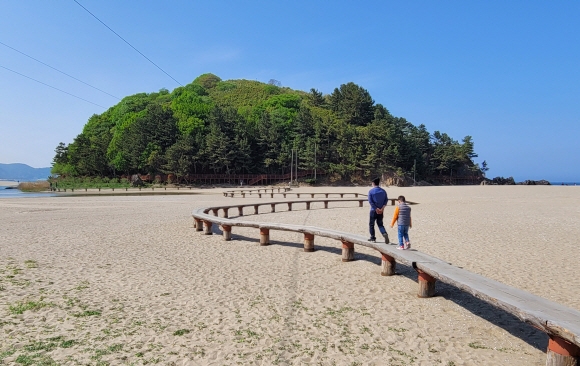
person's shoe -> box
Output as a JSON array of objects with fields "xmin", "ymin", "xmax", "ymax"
[
  {"xmin": 405, "ymin": 241, "xmax": 411, "ymax": 250},
  {"xmin": 382, "ymin": 232, "xmax": 389, "ymax": 244},
  {"xmin": 368, "ymin": 237, "xmax": 376, "ymax": 242},
  {"xmin": 397, "ymin": 246, "xmax": 404, "ymax": 250}
]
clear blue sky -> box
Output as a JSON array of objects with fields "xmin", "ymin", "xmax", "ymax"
[{"xmin": 1, "ymin": 1, "xmax": 578, "ymax": 181}]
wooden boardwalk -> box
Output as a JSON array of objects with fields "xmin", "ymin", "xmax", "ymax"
[{"xmin": 192, "ymin": 196, "xmax": 580, "ymax": 365}]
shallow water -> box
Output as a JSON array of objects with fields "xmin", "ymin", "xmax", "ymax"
[{"xmin": 0, "ymin": 186, "xmax": 56, "ymax": 198}]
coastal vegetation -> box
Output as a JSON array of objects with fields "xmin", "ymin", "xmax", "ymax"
[
  {"xmin": 51, "ymin": 74, "xmax": 482, "ymax": 183},
  {"xmin": 16, "ymin": 181, "xmax": 50, "ymax": 192}
]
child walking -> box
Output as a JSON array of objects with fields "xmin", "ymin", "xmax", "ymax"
[{"xmin": 390, "ymin": 195, "xmax": 412, "ymax": 250}]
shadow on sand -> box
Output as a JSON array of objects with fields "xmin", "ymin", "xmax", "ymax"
[{"xmin": 207, "ymin": 224, "xmax": 547, "ymax": 352}]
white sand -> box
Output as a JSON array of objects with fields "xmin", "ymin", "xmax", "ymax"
[
  {"xmin": 0, "ymin": 180, "xmax": 18, "ymax": 187},
  {"xmin": 0, "ymin": 185, "xmax": 578, "ymax": 365}
]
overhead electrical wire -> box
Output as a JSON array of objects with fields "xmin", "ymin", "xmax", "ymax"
[
  {"xmin": 0, "ymin": 40, "xmax": 120, "ymax": 100},
  {"xmin": 73, "ymin": 0, "xmax": 183, "ymax": 87},
  {"xmin": 0, "ymin": 64, "xmax": 106, "ymax": 108}
]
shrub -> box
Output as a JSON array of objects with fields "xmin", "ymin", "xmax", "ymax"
[{"xmin": 17, "ymin": 181, "xmax": 50, "ymax": 192}]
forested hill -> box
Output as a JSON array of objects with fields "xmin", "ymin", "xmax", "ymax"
[{"xmin": 52, "ymin": 73, "xmax": 482, "ymax": 183}]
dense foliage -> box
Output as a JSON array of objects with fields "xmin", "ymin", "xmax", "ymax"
[{"xmin": 52, "ymin": 74, "xmax": 482, "ymax": 183}]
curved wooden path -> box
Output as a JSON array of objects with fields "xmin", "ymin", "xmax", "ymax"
[
  {"xmin": 222, "ymin": 187, "xmax": 292, "ymax": 197},
  {"xmin": 192, "ymin": 195, "xmax": 580, "ymax": 365}
]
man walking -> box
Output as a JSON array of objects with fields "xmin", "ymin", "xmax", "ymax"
[{"xmin": 368, "ymin": 177, "xmax": 389, "ymax": 243}]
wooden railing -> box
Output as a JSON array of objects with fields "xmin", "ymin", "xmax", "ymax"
[
  {"xmin": 192, "ymin": 197, "xmax": 580, "ymax": 365},
  {"xmin": 222, "ymin": 187, "xmax": 293, "ymax": 197},
  {"xmin": 222, "ymin": 189, "xmax": 366, "ymax": 199}
]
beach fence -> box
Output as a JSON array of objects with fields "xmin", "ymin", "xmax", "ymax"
[
  {"xmin": 222, "ymin": 187, "xmax": 365, "ymax": 199},
  {"xmin": 192, "ymin": 193, "xmax": 580, "ymax": 365}
]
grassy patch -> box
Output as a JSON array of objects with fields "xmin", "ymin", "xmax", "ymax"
[
  {"xmin": 75, "ymin": 281, "xmax": 89, "ymax": 291},
  {"xmin": 388, "ymin": 326, "xmax": 408, "ymax": 333},
  {"xmin": 9, "ymin": 300, "xmax": 53, "ymax": 314},
  {"xmin": 0, "ymin": 348, "xmax": 16, "ymax": 361},
  {"xmin": 173, "ymin": 329, "xmax": 190, "ymax": 336},
  {"xmin": 24, "ymin": 260, "xmax": 38, "ymax": 268},
  {"xmin": 17, "ymin": 181, "xmax": 50, "ymax": 192},
  {"xmin": 468, "ymin": 342, "xmax": 489, "ymax": 349},
  {"xmin": 23, "ymin": 337, "xmax": 78, "ymax": 353},
  {"xmin": 72, "ymin": 310, "xmax": 101, "ymax": 317},
  {"xmin": 15, "ymin": 353, "xmax": 58, "ymax": 365}
]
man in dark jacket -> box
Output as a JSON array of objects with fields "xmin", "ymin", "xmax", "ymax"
[{"xmin": 367, "ymin": 177, "xmax": 389, "ymax": 243}]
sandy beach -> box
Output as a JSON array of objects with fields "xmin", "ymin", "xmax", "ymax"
[
  {"xmin": 0, "ymin": 185, "xmax": 578, "ymax": 365},
  {"xmin": 0, "ymin": 180, "xmax": 18, "ymax": 187}
]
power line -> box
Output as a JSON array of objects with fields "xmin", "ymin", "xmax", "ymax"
[
  {"xmin": 0, "ymin": 64, "xmax": 106, "ymax": 108},
  {"xmin": 0, "ymin": 40, "xmax": 120, "ymax": 100},
  {"xmin": 73, "ymin": 0, "xmax": 183, "ymax": 87}
]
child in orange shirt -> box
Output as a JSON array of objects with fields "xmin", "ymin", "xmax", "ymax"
[{"xmin": 390, "ymin": 195, "xmax": 412, "ymax": 250}]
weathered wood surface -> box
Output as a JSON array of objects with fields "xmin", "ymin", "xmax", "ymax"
[
  {"xmin": 546, "ymin": 351, "xmax": 577, "ymax": 366},
  {"xmin": 222, "ymin": 187, "xmax": 292, "ymax": 197},
  {"xmin": 417, "ymin": 271, "xmax": 437, "ymax": 298},
  {"xmin": 192, "ymin": 201, "xmax": 580, "ymax": 350},
  {"xmin": 200, "ymin": 199, "xmax": 417, "ymax": 222},
  {"xmin": 304, "ymin": 233, "xmax": 315, "ymax": 252},
  {"xmin": 381, "ymin": 254, "xmax": 396, "ymax": 276},
  {"xmin": 224, "ymin": 191, "xmax": 366, "ymax": 198},
  {"xmin": 547, "ymin": 337, "xmax": 579, "ymax": 366}
]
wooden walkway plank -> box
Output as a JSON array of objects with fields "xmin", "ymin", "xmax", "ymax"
[{"xmin": 192, "ymin": 197, "xmax": 580, "ymax": 360}]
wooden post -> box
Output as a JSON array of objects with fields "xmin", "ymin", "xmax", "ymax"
[
  {"xmin": 238, "ymin": 206, "xmax": 244, "ymax": 216},
  {"xmin": 311, "ymin": 193, "xmax": 315, "ymax": 198},
  {"xmin": 203, "ymin": 221, "xmax": 213, "ymax": 235},
  {"xmin": 340, "ymin": 193, "xmax": 344, "ymax": 198},
  {"xmin": 270, "ymin": 193, "xmax": 273, "ymax": 198},
  {"xmin": 324, "ymin": 201, "xmax": 329, "ymax": 209},
  {"xmin": 355, "ymin": 193, "xmax": 358, "ymax": 197},
  {"xmin": 325, "ymin": 193, "xmax": 329, "ymax": 198},
  {"xmin": 230, "ymin": 193, "xmax": 234, "ymax": 197},
  {"xmin": 259, "ymin": 193, "xmax": 262, "ymax": 198},
  {"xmin": 287, "ymin": 203, "xmax": 292, "ymax": 211},
  {"xmin": 283, "ymin": 193, "xmax": 287, "ymax": 198},
  {"xmin": 304, "ymin": 233, "xmax": 315, "ymax": 252},
  {"xmin": 242, "ymin": 193, "xmax": 245, "ymax": 198},
  {"xmin": 254, "ymin": 205, "xmax": 259, "ymax": 214},
  {"xmin": 381, "ymin": 254, "xmax": 396, "ymax": 276},
  {"xmin": 194, "ymin": 218, "xmax": 203, "ymax": 232},
  {"xmin": 341, "ymin": 241, "xmax": 354, "ymax": 262},
  {"xmin": 223, "ymin": 208, "xmax": 229, "ymax": 218},
  {"xmin": 260, "ymin": 228, "xmax": 270, "ymax": 246},
  {"xmin": 306, "ymin": 202, "xmax": 311, "ymax": 210},
  {"xmin": 297, "ymin": 193, "xmax": 300, "ymax": 198},
  {"xmin": 212, "ymin": 208, "xmax": 218, "ymax": 216},
  {"xmin": 270, "ymin": 204, "xmax": 276, "ymax": 212},
  {"xmin": 222, "ymin": 225, "xmax": 232, "ymax": 241},
  {"xmin": 417, "ymin": 271, "xmax": 436, "ymax": 298},
  {"xmin": 359, "ymin": 200, "xmax": 363, "ymax": 207},
  {"xmin": 546, "ymin": 336, "xmax": 579, "ymax": 366}
]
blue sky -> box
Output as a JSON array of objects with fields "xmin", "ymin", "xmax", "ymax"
[{"xmin": 1, "ymin": 1, "xmax": 578, "ymax": 181}]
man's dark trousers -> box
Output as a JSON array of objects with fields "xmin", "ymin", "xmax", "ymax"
[{"xmin": 369, "ymin": 210, "xmax": 386, "ymax": 240}]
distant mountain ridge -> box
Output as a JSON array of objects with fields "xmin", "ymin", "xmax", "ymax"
[{"xmin": 0, "ymin": 163, "xmax": 51, "ymax": 181}]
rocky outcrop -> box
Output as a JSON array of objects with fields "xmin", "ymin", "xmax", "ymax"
[
  {"xmin": 517, "ymin": 180, "xmax": 551, "ymax": 185},
  {"xmin": 487, "ymin": 176, "xmax": 516, "ymax": 185},
  {"xmin": 130, "ymin": 174, "xmax": 145, "ymax": 187}
]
